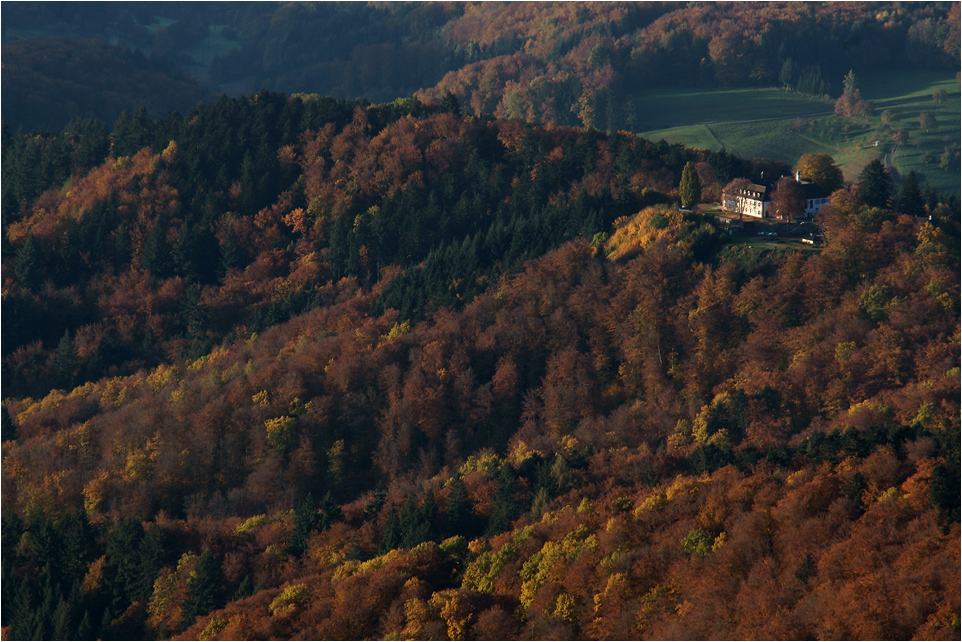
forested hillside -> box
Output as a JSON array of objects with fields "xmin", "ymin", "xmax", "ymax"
[
  {"xmin": 3, "ymin": 2, "xmax": 958, "ymax": 133},
  {"xmin": 0, "ymin": 38, "xmax": 210, "ymax": 133},
  {"xmin": 2, "ymin": 89, "xmax": 959, "ymax": 640}
]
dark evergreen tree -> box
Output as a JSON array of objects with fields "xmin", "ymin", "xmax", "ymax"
[
  {"xmin": 57, "ymin": 511, "xmax": 94, "ymax": 581},
  {"xmin": 140, "ymin": 219, "xmax": 173, "ymax": 278},
  {"xmin": 113, "ymin": 224, "xmax": 132, "ymax": 267},
  {"xmin": 857, "ymin": 159, "xmax": 891, "ymax": 208},
  {"xmin": 14, "ymin": 234, "xmax": 41, "ymax": 290},
  {"xmin": 930, "ymin": 455, "xmax": 961, "ymax": 523},
  {"xmin": 287, "ymin": 493, "xmax": 319, "ymax": 557},
  {"xmin": 9, "ymin": 582, "xmax": 39, "ymax": 641},
  {"xmin": 379, "ymin": 506, "xmax": 402, "ymax": 554},
  {"xmin": 795, "ymin": 553, "xmax": 816, "ymax": 582},
  {"xmin": 175, "ymin": 222, "xmax": 220, "ymax": 284},
  {"xmin": 896, "ymin": 170, "xmax": 925, "ymax": 217},
  {"xmin": 182, "ymin": 550, "xmax": 223, "ymax": 629},
  {"xmin": 136, "ymin": 525, "xmax": 172, "ymax": 602},
  {"xmin": 219, "ymin": 220, "xmax": 245, "ymax": 277},
  {"xmin": 53, "ymin": 330, "xmax": 76, "ymax": 390},
  {"xmin": 76, "ymin": 610, "xmax": 93, "ymax": 641},
  {"xmin": 2, "ymin": 404, "xmax": 16, "ymax": 442},
  {"xmin": 440, "ymin": 92, "xmax": 462, "ymax": 116},
  {"xmin": 318, "ymin": 490, "xmax": 342, "ymax": 531},
  {"xmin": 445, "ymin": 473, "xmax": 475, "ymax": 537},
  {"xmin": 52, "ymin": 594, "xmax": 78, "ymax": 641},
  {"xmin": 399, "ymin": 493, "xmax": 437, "ymax": 548},
  {"xmin": 103, "ymin": 518, "xmax": 144, "ymax": 612},
  {"xmin": 65, "ymin": 117, "xmax": 111, "ymax": 171},
  {"xmin": 233, "ymin": 576, "xmax": 255, "ymax": 601},
  {"xmin": 111, "ymin": 105, "xmax": 150, "ymax": 157},
  {"xmin": 487, "ymin": 464, "xmax": 523, "ymax": 536}
]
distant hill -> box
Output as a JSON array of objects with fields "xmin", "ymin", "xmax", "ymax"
[
  {"xmin": 2, "ymin": 1, "xmax": 958, "ymax": 134},
  {"xmin": 1, "ymin": 37, "xmax": 209, "ymax": 132}
]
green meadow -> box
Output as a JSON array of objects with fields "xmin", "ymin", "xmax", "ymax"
[{"xmin": 637, "ymin": 71, "xmax": 960, "ymax": 194}]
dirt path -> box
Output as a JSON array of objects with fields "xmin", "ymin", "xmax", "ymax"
[{"xmin": 884, "ymin": 140, "xmax": 900, "ymax": 169}]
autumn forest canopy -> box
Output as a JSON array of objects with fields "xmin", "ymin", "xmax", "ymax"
[{"xmin": 1, "ymin": 2, "xmax": 960, "ymax": 642}]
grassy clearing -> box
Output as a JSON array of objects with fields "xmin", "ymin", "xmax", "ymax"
[
  {"xmin": 636, "ymin": 72, "xmax": 960, "ymax": 194},
  {"xmin": 641, "ymin": 124, "xmax": 722, "ymax": 151},
  {"xmin": 633, "ymin": 87, "xmax": 831, "ymax": 130},
  {"xmin": 864, "ymin": 72, "xmax": 961, "ymax": 193}
]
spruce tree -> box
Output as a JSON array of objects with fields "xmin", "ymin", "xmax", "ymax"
[
  {"xmin": 182, "ymin": 550, "xmax": 223, "ymax": 629},
  {"xmin": 219, "ymin": 221, "xmax": 244, "ymax": 277},
  {"xmin": 53, "ymin": 330, "xmax": 76, "ymax": 390},
  {"xmin": 857, "ymin": 159, "xmax": 891, "ymax": 208},
  {"xmin": 140, "ymin": 220, "xmax": 173, "ymax": 278},
  {"xmin": 136, "ymin": 525, "xmax": 171, "ymax": 602},
  {"xmin": 104, "ymin": 518, "xmax": 144, "ymax": 611},
  {"xmin": 896, "ymin": 171, "xmax": 925, "ymax": 217},
  {"xmin": 487, "ymin": 464, "xmax": 523, "ymax": 536},
  {"xmin": 319, "ymin": 491, "xmax": 341, "ymax": 531},
  {"xmin": 445, "ymin": 474, "xmax": 473, "ymax": 537},
  {"xmin": 2, "ymin": 404, "xmax": 16, "ymax": 442},
  {"xmin": 287, "ymin": 494, "xmax": 318, "ymax": 557},
  {"xmin": 379, "ymin": 507, "xmax": 402, "ymax": 554},
  {"xmin": 14, "ymin": 234, "xmax": 40, "ymax": 290}
]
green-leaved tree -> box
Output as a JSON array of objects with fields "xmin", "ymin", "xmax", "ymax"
[{"xmin": 679, "ymin": 161, "xmax": 701, "ymax": 209}]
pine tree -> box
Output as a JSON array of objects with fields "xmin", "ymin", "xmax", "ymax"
[{"xmin": 679, "ymin": 161, "xmax": 701, "ymax": 209}]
